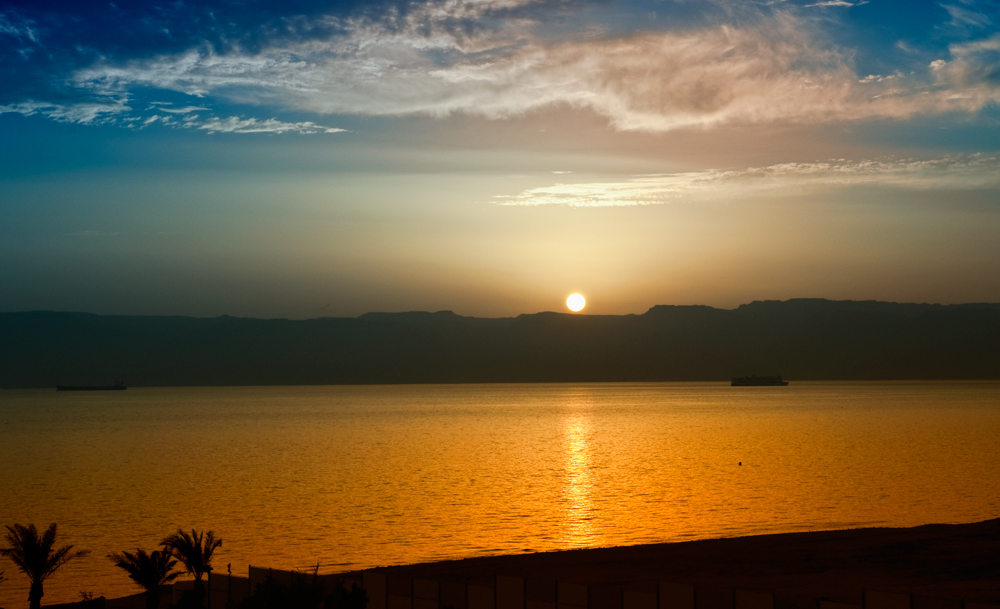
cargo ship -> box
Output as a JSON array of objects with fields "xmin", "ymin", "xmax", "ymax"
[
  {"xmin": 731, "ymin": 375, "xmax": 788, "ymax": 386},
  {"xmin": 56, "ymin": 380, "xmax": 127, "ymax": 391}
]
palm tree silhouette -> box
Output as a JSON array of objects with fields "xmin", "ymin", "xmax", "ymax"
[
  {"xmin": 161, "ymin": 529, "xmax": 222, "ymax": 608},
  {"xmin": 108, "ymin": 548, "xmax": 181, "ymax": 609},
  {"xmin": 0, "ymin": 523, "xmax": 90, "ymax": 609}
]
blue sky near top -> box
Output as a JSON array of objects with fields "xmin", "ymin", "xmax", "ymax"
[
  {"xmin": 1, "ymin": 0, "xmax": 999, "ymax": 317},
  {"xmin": 4, "ymin": 0, "xmax": 998, "ymax": 132}
]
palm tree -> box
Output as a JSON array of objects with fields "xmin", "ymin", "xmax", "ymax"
[
  {"xmin": 108, "ymin": 548, "xmax": 181, "ymax": 609},
  {"xmin": 161, "ymin": 529, "xmax": 222, "ymax": 607},
  {"xmin": 0, "ymin": 523, "xmax": 90, "ymax": 609}
]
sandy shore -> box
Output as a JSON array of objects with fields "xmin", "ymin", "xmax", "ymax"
[
  {"xmin": 370, "ymin": 519, "xmax": 1000, "ymax": 606},
  {"xmin": 68, "ymin": 520, "xmax": 1000, "ymax": 609}
]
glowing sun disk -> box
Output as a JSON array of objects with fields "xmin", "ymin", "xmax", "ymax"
[{"xmin": 567, "ymin": 293, "xmax": 586, "ymax": 312}]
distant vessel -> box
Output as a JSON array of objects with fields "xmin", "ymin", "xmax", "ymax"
[
  {"xmin": 731, "ymin": 375, "xmax": 788, "ymax": 387},
  {"xmin": 56, "ymin": 380, "xmax": 127, "ymax": 391}
]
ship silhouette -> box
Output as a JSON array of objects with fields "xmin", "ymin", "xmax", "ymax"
[
  {"xmin": 56, "ymin": 379, "xmax": 127, "ymax": 391},
  {"xmin": 731, "ymin": 375, "xmax": 788, "ymax": 386}
]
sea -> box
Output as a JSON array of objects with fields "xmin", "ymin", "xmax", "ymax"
[{"xmin": 1, "ymin": 382, "xmax": 999, "ymax": 607}]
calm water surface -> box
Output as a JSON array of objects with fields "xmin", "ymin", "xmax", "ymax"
[{"xmin": 1, "ymin": 382, "xmax": 999, "ymax": 607}]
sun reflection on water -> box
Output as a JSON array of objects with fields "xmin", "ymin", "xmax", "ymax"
[{"xmin": 562, "ymin": 396, "xmax": 602, "ymax": 547}]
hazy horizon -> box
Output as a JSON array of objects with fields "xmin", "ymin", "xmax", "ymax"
[{"xmin": 5, "ymin": 296, "xmax": 1000, "ymax": 321}]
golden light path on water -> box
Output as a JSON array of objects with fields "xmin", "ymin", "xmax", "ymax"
[
  {"xmin": 2, "ymin": 382, "xmax": 1000, "ymax": 607},
  {"xmin": 563, "ymin": 400, "xmax": 599, "ymax": 547}
]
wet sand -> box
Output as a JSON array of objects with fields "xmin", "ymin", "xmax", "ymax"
[{"xmin": 373, "ymin": 519, "xmax": 1000, "ymax": 606}]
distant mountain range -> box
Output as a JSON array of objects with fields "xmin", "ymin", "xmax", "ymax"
[{"xmin": 2, "ymin": 299, "xmax": 999, "ymax": 388}]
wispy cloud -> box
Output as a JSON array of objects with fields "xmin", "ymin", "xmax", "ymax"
[
  {"xmin": 0, "ymin": 100, "xmax": 130, "ymax": 124},
  {"xmin": 496, "ymin": 156, "xmax": 1000, "ymax": 206},
  {"xmin": 0, "ymin": 99, "xmax": 345, "ymax": 134},
  {"xmin": 194, "ymin": 116, "xmax": 346, "ymax": 134},
  {"xmin": 155, "ymin": 105, "xmax": 209, "ymax": 114},
  {"xmin": 803, "ymin": 1, "xmax": 868, "ymax": 8},
  {"xmin": 941, "ymin": 4, "xmax": 992, "ymax": 31},
  {"xmin": 940, "ymin": 33, "xmax": 1000, "ymax": 88},
  {"xmin": 0, "ymin": 12, "xmax": 38, "ymax": 42},
  {"xmin": 138, "ymin": 115, "xmax": 172, "ymax": 127},
  {"xmin": 68, "ymin": 8, "xmax": 1000, "ymax": 133}
]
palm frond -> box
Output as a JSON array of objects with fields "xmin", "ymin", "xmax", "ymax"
[
  {"xmin": 109, "ymin": 549, "xmax": 180, "ymax": 591},
  {"xmin": 161, "ymin": 528, "xmax": 222, "ymax": 581},
  {"xmin": 43, "ymin": 543, "xmax": 90, "ymax": 580},
  {"xmin": 0, "ymin": 522, "xmax": 89, "ymax": 609}
]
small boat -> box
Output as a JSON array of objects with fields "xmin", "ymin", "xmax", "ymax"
[
  {"xmin": 56, "ymin": 380, "xmax": 127, "ymax": 391},
  {"xmin": 731, "ymin": 375, "xmax": 788, "ymax": 387}
]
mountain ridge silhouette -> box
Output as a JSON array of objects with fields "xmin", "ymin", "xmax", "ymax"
[{"xmin": 2, "ymin": 298, "xmax": 998, "ymax": 387}]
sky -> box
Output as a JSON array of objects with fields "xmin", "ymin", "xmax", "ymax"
[{"xmin": 1, "ymin": 0, "xmax": 999, "ymax": 319}]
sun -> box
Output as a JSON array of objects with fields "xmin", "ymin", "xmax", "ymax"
[{"xmin": 566, "ymin": 293, "xmax": 586, "ymax": 312}]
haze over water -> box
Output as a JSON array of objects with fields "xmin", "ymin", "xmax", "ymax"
[{"xmin": 2, "ymin": 381, "xmax": 999, "ymax": 607}]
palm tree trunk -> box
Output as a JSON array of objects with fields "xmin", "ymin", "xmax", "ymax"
[
  {"xmin": 29, "ymin": 580, "xmax": 43, "ymax": 609},
  {"xmin": 146, "ymin": 588, "xmax": 161, "ymax": 609},
  {"xmin": 193, "ymin": 578, "xmax": 206, "ymax": 609}
]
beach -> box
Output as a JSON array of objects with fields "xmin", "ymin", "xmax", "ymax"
[
  {"xmin": 78, "ymin": 519, "xmax": 1000, "ymax": 609},
  {"xmin": 367, "ymin": 519, "xmax": 1000, "ymax": 606}
]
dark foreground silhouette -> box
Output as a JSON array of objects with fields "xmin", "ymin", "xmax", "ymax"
[
  {"xmin": 238, "ymin": 573, "xmax": 368, "ymax": 609},
  {"xmin": 3, "ymin": 299, "xmax": 1000, "ymax": 387},
  {"xmin": 37, "ymin": 519, "xmax": 1000, "ymax": 609},
  {"xmin": 372, "ymin": 518, "xmax": 1000, "ymax": 607},
  {"xmin": 107, "ymin": 549, "xmax": 179, "ymax": 609},
  {"xmin": 0, "ymin": 523, "xmax": 89, "ymax": 609},
  {"xmin": 160, "ymin": 529, "xmax": 223, "ymax": 609}
]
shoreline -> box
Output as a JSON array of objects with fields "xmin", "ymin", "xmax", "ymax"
[
  {"xmin": 56, "ymin": 520, "xmax": 1000, "ymax": 609},
  {"xmin": 361, "ymin": 519, "xmax": 1000, "ymax": 605}
]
